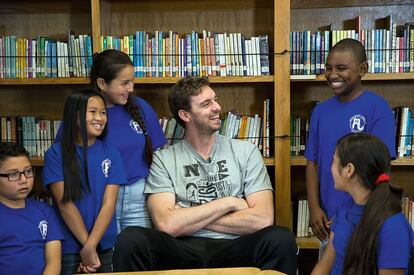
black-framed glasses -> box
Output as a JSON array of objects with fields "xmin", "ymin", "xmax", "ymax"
[{"xmin": 0, "ymin": 167, "xmax": 35, "ymax": 181}]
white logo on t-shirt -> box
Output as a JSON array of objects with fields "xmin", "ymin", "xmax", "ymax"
[
  {"xmin": 38, "ymin": 220, "xmax": 48, "ymax": 240},
  {"xmin": 129, "ymin": 120, "xmax": 143, "ymax": 134},
  {"xmin": 101, "ymin": 159, "xmax": 111, "ymax": 178},
  {"xmin": 349, "ymin": 114, "xmax": 366, "ymax": 132}
]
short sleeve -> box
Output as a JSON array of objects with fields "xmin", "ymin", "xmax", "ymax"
[
  {"xmin": 43, "ymin": 204, "xmax": 64, "ymax": 242},
  {"xmin": 107, "ymin": 145, "xmax": 127, "ymax": 185},
  {"xmin": 243, "ymin": 144, "xmax": 272, "ymax": 196},
  {"xmin": 42, "ymin": 145, "xmax": 64, "ymax": 187},
  {"xmin": 369, "ymin": 99, "xmax": 396, "ymax": 159},
  {"xmin": 145, "ymin": 150, "xmax": 175, "ymax": 194},
  {"xmin": 136, "ymin": 97, "xmax": 167, "ymax": 150}
]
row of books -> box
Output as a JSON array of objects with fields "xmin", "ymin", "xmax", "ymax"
[
  {"xmin": 158, "ymin": 100, "xmax": 271, "ymax": 157},
  {"xmin": 402, "ymin": 197, "xmax": 414, "ymax": 231},
  {"xmin": 101, "ymin": 30, "xmax": 270, "ymax": 77},
  {"xmin": 294, "ymin": 196, "xmax": 414, "ymax": 238},
  {"xmin": 219, "ymin": 99, "xmax": 271, "ymax": 157},
  {"xmin": 290, "ymin": 115, "xmax": 309, "ymax": 156},
  {"xmin": 395, "ymin": 106, "xmax": 414, "ymax": 158},
  {"xmin": 0, "ymin": 33, "xmax": 93, "ymax": 79},
  {"xmin": 159, "ymin": 117, "xmax": 184, "ymax": 146},
  {"xmin": 0, "ymin": 116, "xmax": 61, "ymax": 157},
  {"xmin": 290, "ymin": 21, "xmax": 414, "ymax": 75},
  {"xmin": 295, "ymin": 199, "xmax": 312, "ymax": 238}
]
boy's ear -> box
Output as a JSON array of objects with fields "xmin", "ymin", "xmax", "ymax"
[{"xmin": 359, "ymin": 61, "xmax": 368, "ymax": 77}]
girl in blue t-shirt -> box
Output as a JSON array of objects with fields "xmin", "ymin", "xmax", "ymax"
[
  {"xmin": 89, "ymin": 50, "xmax": 167, "ymax": 232},
  {"xmin": 43, "ymin": 89, "xmax": 126, "ymax": 274},
  {"xmin": 312, "ymin": 132, "xmax": 413, "ymax": 275}
]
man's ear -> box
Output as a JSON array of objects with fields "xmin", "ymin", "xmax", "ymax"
[
  {"xmin": 178, "ymin": 109, "xmax": 190, "ymax": 123},
  {"xmin": 359, "ymin": 61, "xmax": 368, "ymax": 77},
  {"xmin": 96, "ymin": 77, "xmax": 107, "ymax": 92}
]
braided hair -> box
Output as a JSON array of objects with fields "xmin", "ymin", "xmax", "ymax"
[{"xmin": 90, "ymin": 49, "xmax": 153, "ymax": 166}]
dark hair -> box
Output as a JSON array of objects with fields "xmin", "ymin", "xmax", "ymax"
[
  {"xmin": 61, "ymin": 89, "xmax": 107, "ymax": 203},
  {"xmin": 90, "ymin": 49, "xmax": 154, "ymax": 166},
  {"xmin": 0, "ymin": 142, "xmax": 30, "ymax": 168},
  {"xmin": 335, "ymin": 133, "xmax": 403, "ymax": 275},
  {"xmin": 329, "ymin": 38, "xmax": 367, "ymax": 65},
  {"xmin": 168, "ymin": 76, "xmax": 210, "ymax": 128}
]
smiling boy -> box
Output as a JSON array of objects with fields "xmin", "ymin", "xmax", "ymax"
[
  {"xmin": 0, "ymin": 142, "xmax": 63, "ymax": 275},
  {"xmin": 304, "ymin": 39, "xmax": 396, "ymax": 241}
]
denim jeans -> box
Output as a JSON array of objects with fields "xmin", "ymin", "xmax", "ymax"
[
  {"xmin": 116, "ymin": 178, "xmax": 153, "ymax": 233},
  {"xmin": 61, "ymin": 248, "xmax": 113, "ymax": 275}
]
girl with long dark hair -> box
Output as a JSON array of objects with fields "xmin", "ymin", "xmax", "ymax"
[
  {"xmin": 90, "ymin": 49, "xmax": 167, "ymax": 231},
  {"xmin": 312, "ymin": 133, "xmax": 413, "ymax": 275},
  {"xmin": 43, "ymin": 89, "xmax": 127, "ymax": 274}
]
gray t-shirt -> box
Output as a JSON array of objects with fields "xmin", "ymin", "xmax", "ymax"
[{"xmin": 146, "ymin": 133, "xmax": 273, "ymax": 239}]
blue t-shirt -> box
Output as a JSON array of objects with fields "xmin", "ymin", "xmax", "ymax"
[
  {"xmin": 55, "ymin": 97, "xmax": 167, "ymax": 185},
  {"xmin": 331, "ymin": 198, "xmax": 414, "ymax": 275},
  {"xmin": 304, "ymin": 91, "xmax": 396, "ymax": 218},
  {"xmin": 105, "ymin": 97, "xmax": 167, "ymax": 184},
  {"xmin": 42, "ymin": 139, "xmax": 127, "ymax": 253},
  {"xmin": 0, "ymin": 198, "xmax": 64, "ymax": 275}
]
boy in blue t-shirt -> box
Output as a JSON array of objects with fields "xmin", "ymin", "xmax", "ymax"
[
  {"xmin": 0, "ymin": 142, "xmax": 64, "ymax": 275},
  {"xmin": 305, "ymin": 38, "xmax": 396, "ymax": 241}
]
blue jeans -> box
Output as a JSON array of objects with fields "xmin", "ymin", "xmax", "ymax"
[
  {"xmin": 61, "ymin": 248, "xmax": 113, "ymax": 275},
  {"xmin": 116, "ymin": 178, "xmax": 153, "ymax": 233}
]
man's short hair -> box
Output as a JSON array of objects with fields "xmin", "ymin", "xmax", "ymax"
[
  {"xmin": 168, "ymin": 76, "xmax": 210, "ymax": 127},
  {"xmin": 329, "ymin": 38, "xmax": 367, "ymax": 65}
]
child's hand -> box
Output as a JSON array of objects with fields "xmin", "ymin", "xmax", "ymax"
[
  {"xmin": 309, "ymin": 206, "xmax": 330, "ymax": 241},
  {"xmin": 77, "ymin": 262, "xmax": 97, "ymax": 273},
  {"xmin": 79, "ymin": 244, "xmax": 101, "ymax": 272}
]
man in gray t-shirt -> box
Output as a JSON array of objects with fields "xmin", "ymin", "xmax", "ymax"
[{"xmin": 113, "ymin": 76, "xmax": 297, "ymax": 274}]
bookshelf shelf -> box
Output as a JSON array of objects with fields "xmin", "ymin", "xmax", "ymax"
[
  {"xmin": 134, "ymin": 76, "xmax": 275, "ymax": 84},
  {"xmin": 391, "ymin": 157, "xmax": 414, "ymax": 166},
  {"xmin": 290, "ymin": 156, "xmax": 414, "ymax": 166},
  {"xmin": 290, "ymin": 72, "xmax": 414, "ymax": 82},
  {"xmin": 30, "ymin": 156, "xmax": 276, "ymax": 167},
  {"xmin": 264, "ymin": 157, "xmax": 275, "ymax": 166},
  {"xmin": 30, "ymin": 156, "xmax": 44, "ymax": 167},
  {"xmin": 0, "ymin": 76, "xmax": 275, "ymax": 86},
  {"xmin": 107, "ymin": 0, "xmax": 274, "ymax": 12},
  {"xmin": 0, "ymin": 0, "xmax": 90, "ymax": 14},
  {"xmin": 291, "ymin": 156, "xmax": 307, "ymax": 166},
  {"xmin": 296, "ymin": 236, "xmax": 319, "ymax": 249},
  {"xmin": 291, "ymin": 0, "xmax": 414, "ymax": 9},
  {"xmin": 0, "ymin": 77, "xmax": 89, "ymax": 85}
]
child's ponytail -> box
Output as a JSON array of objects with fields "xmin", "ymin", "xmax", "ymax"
[{"xmin": 335, "ymin": 133, "xmax": 403, "ymax": 275}]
